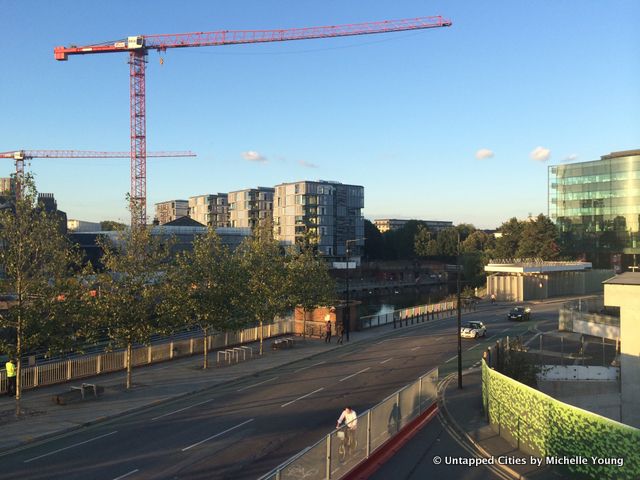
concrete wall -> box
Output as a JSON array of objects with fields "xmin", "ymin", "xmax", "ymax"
[
  {"xmin": 538, "ymin": 365, "xmax": 619, "ymax": 381},
  {"xmin": 537, "ymin": 379, "xmax": 621, "ymax": 422},
  {"xmin": 487, "ymin": 269, "xmax": 613, "ymax": 302},
  {"xmin": 604, "ymin": 283, "xmax": 640, "ymax": 428}
]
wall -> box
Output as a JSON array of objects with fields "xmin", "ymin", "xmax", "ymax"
[
  {"xmin": 604, "ymin": 283, "xmax": 640, "ymax": 428},
  {"xmin": 482, "ymin": 360, "xmax": 640, "ymax": 479}
]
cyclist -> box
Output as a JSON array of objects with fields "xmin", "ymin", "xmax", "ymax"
[{"xmin": 336, "ymin": 406, "xmax": 358, "ymax": 456}]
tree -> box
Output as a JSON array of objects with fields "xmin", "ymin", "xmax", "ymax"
[
  {"xmin": 236, "ymin": 225, "xmax": 288, "ymax": 355},
  {"xmin": 363, "ymin": 220, "xmax": 385, "ymax": 260},
  {"xmin": 516, "ymin": 214, "xmax": 560, "ymax": 260},
  {"xmin": 286, "ymin": 243, "xmax": 336, "ymax": 338},
  {"xmin": 161, "ymin": 229, "xmax": 242, "ymax": 368},
  {"xmin": 0, "ymin": 175, "xmax": 85, "ymax": 415},
  {"xmin": 413, "ymin": 225, "xmax": 432, "ymax": 257},
  {"xmin": 493, "ymin": 217, "xmax": 524, "ymax": 259},
  {"xmin": 436, "ymin": 227, "xmax": 460, "ymax": 257},
  {"xmin": 92, "ymin": 205, "xmax": 171, "ymax": 389},
  {"xmin": 100, "ymin": 220, "xmax": 126, "ymax": 231}
]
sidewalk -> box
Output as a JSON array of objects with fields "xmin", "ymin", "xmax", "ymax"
[
  {"xmin": 0, "ymin": 312, "xmax": 455, "ymax": 454},
  {"xmin": 438, "ymin": 369, "xmax": 558, "ymax": 480}
]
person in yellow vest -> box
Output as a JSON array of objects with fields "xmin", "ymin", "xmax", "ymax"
[{"xmin": 6, "ymin": 358, "xmax": 16, "ymax": 397}]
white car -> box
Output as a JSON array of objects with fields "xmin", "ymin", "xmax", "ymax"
[{"xmin": 460, "ymin": 321, "xmax": 486, "ymax": 339}]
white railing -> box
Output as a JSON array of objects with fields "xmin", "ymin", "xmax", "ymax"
[{"xmin": 0, "ymin": 319, "xmax": 295, "ymax": 394}]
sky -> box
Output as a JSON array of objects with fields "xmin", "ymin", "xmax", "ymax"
[{"xmin": 2, "ymin": 1, "xmax": 639, "ymax": 228}]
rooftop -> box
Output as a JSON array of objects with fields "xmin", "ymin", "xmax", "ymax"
[
  {"xmin": 603, "ymin": 272, "xmax": 640, "ymax": 286},
  {"xmin": 485, "ymin": 260, "xmax": 592, "ymax": 274}
]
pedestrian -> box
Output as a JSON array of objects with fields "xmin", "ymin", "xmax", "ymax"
[
  {"xmin": 6, "ymin": 358, "xmax": 16, "ymax": 397},
  {"xmin": 336, "ymin": 322, "xmax": 344, "ymax": 344},
  {"xmin": 325, "ymin": 320, "xmax": 332, "ymax": 343}
]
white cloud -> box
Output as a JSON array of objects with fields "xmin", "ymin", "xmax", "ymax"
[
  {"xmin": 242, "ymin": 150, "xmax": 267, "ymax": 163},
  {"xmin": 530, "ymin": 146, "xmax": 551, "ymax": 162},
  {"xmin": 475, "ymin": 148, "xmax": 494, "ymax": 160},
  {"xmin": 564, "ymin": 153, "xmax": 578, "ymax": 162},
  {"xmin": 298, "ymin": 160, "xmax": 318, "ymax": 168}
]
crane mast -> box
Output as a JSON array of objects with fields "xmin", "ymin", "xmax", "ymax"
[{"xmin": 54, "ymin": 16, "xmax": 451, "ymax": 225}]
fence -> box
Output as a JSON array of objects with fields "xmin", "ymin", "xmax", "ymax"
[
  {"xmin": 358, "ymin": 300, "xmax": 475, "ymax": 330},
  {"xmin": 0, "ymin": 319, "xmax": 294, "ymax": 394},
  {"xmin": 259, "ymin": 367, "xmax": 438, "ymax": 480}
]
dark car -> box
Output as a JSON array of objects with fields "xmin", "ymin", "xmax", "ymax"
[{"xmin": 508, "ymin": 306, "xmax": 531, "ymax": 321}]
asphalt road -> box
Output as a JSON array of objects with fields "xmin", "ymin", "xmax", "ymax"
[{"xmin": 0, "ymin": 302, "xmax": 558, "ymax": 480}]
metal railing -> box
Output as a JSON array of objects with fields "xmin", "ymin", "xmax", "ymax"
[
  {"xmin": 358, "ymin": 300, "xmax": 475, "ymax": 330},
  {"xmin": 0, "ymin": 320, "xmax": 294, "ymax": 394},
  {"xmin": 259, "ymin": 367, "xmax": 438, "ymax": 480}
]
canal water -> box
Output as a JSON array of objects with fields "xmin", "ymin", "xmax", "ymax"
[{"xmin": 356, "ymin": 284, "xmax": 451, "ymax": 318}]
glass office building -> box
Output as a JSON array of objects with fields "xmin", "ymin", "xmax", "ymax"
[{"xmin": 549, "ymin": 149, "xmax": 640, "ymax": 269}]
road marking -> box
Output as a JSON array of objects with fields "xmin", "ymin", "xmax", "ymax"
[
  {"xmin": 466, "ymin": 344, "xmax": 479, "ymax": 351},
  {"xmin": 281, "ymin": 387, "xmax": 324, "ymax": 407},
  {"xmin": 236, "ymin": 376, "xmax": 279, "ymax": 392},
  {"xmin": 339, "ymin": 367, "xmax": 371, "ymax": 382},
  {"xmin": 411, "ymin": 346, "xmax": 421, "ymax": 351},
  {"xmin": 113, "ymin": 469, "xmax": 139, "ymax": 480},
  {"xmin": 294, "ymin": 361, "xmax": 326, "ymax": 373},
  {"xmin": 24, "ymin": 431, "xmax": 118, "ymax": 463},
  {"xmin": 445, "ymin": 355, "xmax": 457, "ymax": 363},
  {"xmin": 379, "ymin": 358, "xmax": 393, "ymax": 364},
  {"xmin": 152, "ymin": 398, "xmax": 215, "ymax": 421},
  {"xmin": 182, "ymin": 419, "xmax": 254, "ymax": 451}
]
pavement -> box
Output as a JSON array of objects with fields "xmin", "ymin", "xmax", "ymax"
[{"xmin": 0, "ymin": 300, "xmax": 570, "ymax": 479}]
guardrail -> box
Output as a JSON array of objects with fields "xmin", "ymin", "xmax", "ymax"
[
  {"xmin": 358, "ymin": 300, "xmax": 475, "ymax": 330},
  {"xmin": 259, "ymin": 367, "xmax": 438, "ymax": 480},
  {"xmin": 0, "ymin": 320, "xmax": 294, "ymax": 394}
]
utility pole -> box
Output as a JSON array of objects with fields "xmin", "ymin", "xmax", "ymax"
[
  {"xmin": 457, "ymin": 232, "xmax": 463, "ymax": 389},
  {"xmin": 345, "ymin": 238, "xmax": 365, "ymax": 342}
]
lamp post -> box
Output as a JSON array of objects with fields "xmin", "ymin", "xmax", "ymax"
[
  {"xmin": 457, "ymin": 233, "xmax": 463, "ymax": 389},
  {"xmin": 345, "ymin": 238, "xmax": 364, "ymax": 342}
]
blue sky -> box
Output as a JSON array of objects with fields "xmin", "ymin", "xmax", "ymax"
[{"xmin": 2, "ymin": 1, "xmax": 639, "ymax": 227}]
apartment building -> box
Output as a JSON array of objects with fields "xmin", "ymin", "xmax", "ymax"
[
  {"xmin": 189, "ymin": 193, "xmax": 230, "ymax": 228},
  {"xmin": 273, "ymin": 180, "xmax": 364, "ymax": 262},
  {"xmin": 154, "ymin": 199, "xmax": 189, "ymax": 225},
  {"xmin": 228, "ymin": 187, "xmax": 274, "ymax": 229},
  {"xmin": 373, "ymin": 218, "xmax": 453, "ymax": 233}
]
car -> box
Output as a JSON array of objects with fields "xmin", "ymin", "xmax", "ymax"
[
  {"xmin": 508, "ymin": 306, "xmax": 531, "ymax": 321},
  {"xmin": 460, "ymin": 321, "xmax": 486, "ymax": 339}
]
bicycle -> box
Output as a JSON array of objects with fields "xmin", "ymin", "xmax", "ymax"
[{"xmin": 336, "ymin": 426, "xmax": 357, "ymax": 463}]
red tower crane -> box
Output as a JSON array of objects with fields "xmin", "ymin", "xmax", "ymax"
[
  {"xmin": 54, "ymin": 16, "xmax": 452, "ymax": 225},
  {"xmin": 0, "ymin": 150, "xmax": 195, "ymax": 200}
]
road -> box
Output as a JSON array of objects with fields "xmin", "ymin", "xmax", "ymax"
[{"xmin": 1, "ymin": 302, "xmax": 558, "ymax": 480}]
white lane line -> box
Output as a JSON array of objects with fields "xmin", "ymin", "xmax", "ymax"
[
  {"xmin": 379, "ymin": 358, "xmax": 393, "ymax": 365},
  {"xmin": 411, "ymin": 346, "xmax": 421, "ymax": 351},
  {"xmin": 339, "ymin": 367, "xmax": 371, "ymax": 383},
  {"xmin": 466, "ymin": 344, "xmax": 479, "ymax": 351},
  {"xmin": 24, "ymin": 431, "xmax": 118, "ymax": 463},
  {"xmin": 152, "ymin": 398, "xmax": 215, "ymax": 421},
  {"xmin": 281, "ymin": 387, "xmax": 324, "ymax": 408},
  {"xmin": 445, "ymin": 355, "xmax": 457, "ymax": 363},
  {"xmin": 182, "ymin": 419, "xmax": 254, "ymax": 451},
  {"xmin": 294, "ymin": 361, "xmax": 326, "ymax": 373},
  {"xmin": 501, "ymin": 328, "xmax": 509, "ymax": 333},
  {"xmin": 113, "ymin": 469, "xmax": 139, "ymax": 480},
  {"xmin": 236, "ymin": 376, "xmax": 279, "ymax": 392}
]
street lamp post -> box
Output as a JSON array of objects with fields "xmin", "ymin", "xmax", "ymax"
[
  {"xmin": 457, "ymin": 233, "xmax": 463, "ymax": 389},
  {"xmin": 345, "ymin": 238, "xmax": 364, "ymax": 342}
]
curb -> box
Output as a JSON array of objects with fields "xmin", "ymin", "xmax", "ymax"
[
  {"xmin": 436, "ymin": 371, "xmax": 524, "ymax": 480},
  {"xmin": 0, "ymin": 315, "xmax": 456, "ymax": 456}
]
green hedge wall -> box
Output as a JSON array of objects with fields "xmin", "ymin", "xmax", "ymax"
[{"xmin": 482, "ymin": 360, "xmax": 640, "ymax": 480}]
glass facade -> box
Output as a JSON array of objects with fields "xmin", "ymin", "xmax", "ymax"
[{"xmin": 549, "ymin": 150, "xmax": 640, "ymax": 268}]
